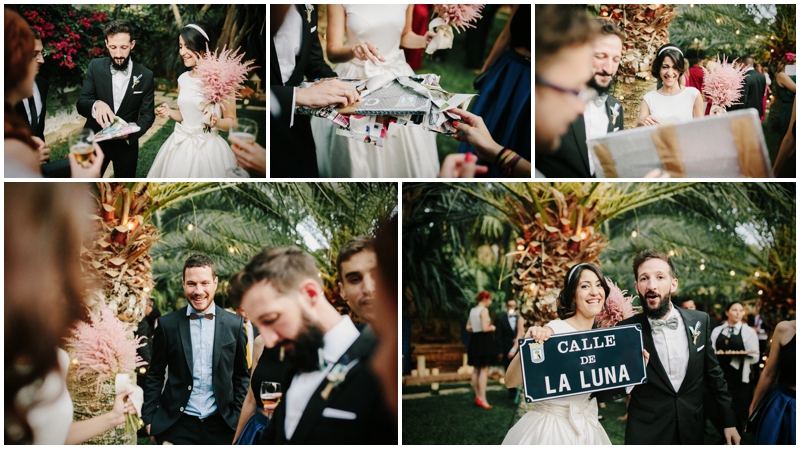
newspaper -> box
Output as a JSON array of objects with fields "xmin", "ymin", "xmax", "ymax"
[
  {"xmin": 587, "ymin": 109, "xmax": 772, "ymax": 178},
  {"xmin": 93, "ymin": 117, "xmax": 140, "ymax": 142},
  {"xmin": 295, "ymin": 74, "xmax": 475, "ymax": 147}
]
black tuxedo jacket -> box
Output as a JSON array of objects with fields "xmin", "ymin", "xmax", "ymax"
[
  {"xmin": 270, "ymin": 4, "xmax": 337, "ymax": 178},
  {"xmin": 536, "ymin": 95, "xmax": 624, "ymax": 178},
  {"xmin": 729, "ymin": 69, "xmax": 767, "ymax": 116},
  {"xmin": 262, "ymin": 326, "xmax": 396, "ymax": 445},
  {"xmin": 14, "ymin": 75, "xmax": 49, "ymax": 140},
  {"xmin": 618, "ymin": 308, "xmax": 737, "ymax": 445},
  {"xmin": 494, "ymin": 313, "xmax": 519, "ymax": 357},
  {"xmin": 76, "ymin": 58, "xmax": 155, "ymax": 148},
  {"xmin": 142, "ymin": 304, "xmax": 249, "ymax": 435}
]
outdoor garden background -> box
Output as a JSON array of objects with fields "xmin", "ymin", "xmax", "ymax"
[
  {"xmin": 12, "ymin": 4, "xmax": 266, "ymax": 177},
  {"xmin": 402, "ymin": 182, "xmax": 795, "ymax": 445}
]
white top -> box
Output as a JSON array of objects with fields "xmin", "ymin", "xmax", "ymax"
[
  {"xmin": 284, "ymin": 315, "xmax": 360, "ymax": 440},
  {"xmin": 469, "ymin": 305, "xmax": 487, "ymax": 333},
  {"xmin": 25, "ymin": 348, "xmax": 73, "ymax": 444},
  {"xmin": 583, "ymin": 100, "xmax": 609, "ymax": 176},
  {"xmin": 643, "ymin": 86, "xmax": 700, "ymax": 125},
  {"xmin": 710, "ymin": 321, "xmax": 760, "ymax": 383},
  {"xmin": 646, "ymin": 303, "xmax": 690, "ymax": 392}
]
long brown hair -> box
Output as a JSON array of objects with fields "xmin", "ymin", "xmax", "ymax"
[
  {"xmin": 4, "ymin": 8, "xmax": 36, "ymax": 149},
  {"xmin": 4, "ymin": 183, "xmax": 92, "ymax": 443}
]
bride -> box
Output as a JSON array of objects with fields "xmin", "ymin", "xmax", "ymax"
[
  {"xmin": 312, "ymin": 4, "xmax": 439, "ymax": 178},
  {"xmin": 502, "ymin": 263, "xmax": 648, "ymax": 445},
  {"xmin": 148, "ymin": 22, "xmax": 248, "ymax": 178}
]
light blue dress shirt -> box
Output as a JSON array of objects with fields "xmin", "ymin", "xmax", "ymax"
[{"xmin": 184, "ymin": 305, "xmax": 217, "ymax": 418}]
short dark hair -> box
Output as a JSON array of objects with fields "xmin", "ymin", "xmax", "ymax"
[
  {"xmin": 30, "ymin": 26, "xmax": 41, "ymax": 40},
  {"xmin": 726, "ymin": 301, "xmax": 744, "ymax": 312},
  {"xmin": 180, "ymin": 22, "xmax": 213, "ymax": 54},
  {"xmin": 651, "ymin": 44, "xmax": 685, "ymax": 81},
  {"xmin": 336, "ymin": 236, "xmax": 375, "ymax": 282},
  {"xmin": 535, "ymin": 5, "xmax": 597, "ymax": 70},
  {"xmin": 557, "ymin": 263, "xmax": 610, "ymax": 320},
  {"xmin": 743, "ymin": 55, "xmax": 754, "ymax": 67},
  {"xmin": 597, "ymin": 19, "xmax": 626, "ymax": 41},
  {"xmin": 103, "ymin": 19, "xmax": 135, "ymax": 41},
  {"xmin": 183, "ymin": 253, "xmax": 215, "ymax": 279},
  {"xmin": 632, "ymin": 249, "xmax": 677, "ymax": 279},
  {"xmin": 228, "ymin": 246, "xmax": 322, "ymax": 309}
]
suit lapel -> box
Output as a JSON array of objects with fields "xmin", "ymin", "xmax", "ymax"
[
  {"xmin": 178, "ymin": 308, "xmax": 193, "ymax": 374},
  {"xmin": 212, "ymin": 304, "xmax": 222, "ymax": 374},
  {"xmin": 116, "ymin": 61, "xmax": 141, "ymax": 115},
  {"xmin": 677, "ymin": 308, "xmax": 701, "ymax": 394},
  {"xmin": 605, "ymin": 98, "xmax": 616, "ymax": 133},
  {"xmin": 572, "ymin": 117, "xmax": 591, "ymax": 175},
  {"xmin": 270, "ymin": 37, "xmax": 282, "ymax": 85},
  {"xmin": 639, "ymin": 315, "xmax": 674, "ymax": 392},
  {"xmin": 101, "ymin": 58, "xmax": 115, "ymax": 109}
]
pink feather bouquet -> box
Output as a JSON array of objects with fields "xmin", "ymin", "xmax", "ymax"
[
  {"xmin": 426, "ymin": 4, "xmax": 484, "ymax": 54},
  {"xmin": 702, "ymin": 56, "xmax": 747, "ymax": 114},
  {"xmin": 595, "ymin": 278, "xmax": 635, "ymax": 328},
  {"xmin": 195, "ymin": 44, "xmax": 257, "ymax": 129}
]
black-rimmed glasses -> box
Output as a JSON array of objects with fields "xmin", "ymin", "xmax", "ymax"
[{"xmin": 535, "ymin": 75, "xmax": 597, "ymax": 103}]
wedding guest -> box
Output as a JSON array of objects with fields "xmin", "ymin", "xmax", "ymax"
[
  {"xmin": 772, "ymin": 98, "xmax": 795, "ymax": 177},
  {"xmin": 756, "ymin": 62, "xmax": 770, "ymax": 121},
  {"xmin": 13, "ymin": 27, "xmax": 49, "ymax": 156},
  {"xmin": 4, "ymin": 8, "xmax": 103, "ymax": 178},
  {"xmin": 451, "ymin": 107, "xmax": 530, "ymax": 177},
  {"xmin": 534, "ymin": 5, "xmax": 595, "ymax": 155},
  {"xmin": 229, "ymin": 246, "xmax": 395, "ymax": 444},
  {"xmin": 142, "ymin": 254, "xmax": 249, "ymax": 444},
  {"xmin": 495, "ymin": 298, "xmax": 524, "ymax": 400},
  {"xmin": 748, "ymin": 319, "xmax": 796, "ymax": 445},
  {"xmin": 466, "ymin": 291, "xmax": 496, "ymax": 409},
  {"xmin": 686, "ymin": 56, "xmax": 706, "ymax": 101},
  {"xmin": 774, "ymin": 54, "xmax": 796, "ymax": 138},
  {"xmin": 229, "ymin": 135, "xmax": 266, "ymax": 177},
  {"xmin": 638, "ymin": 44, "xmax": 704, "ymax": 126},
  {"xmin": 337, "ymin": 236, "xmax": 379, "ymax": 325},
  {"xmin": 460, "ymin": 4, "xmax": 530, "ymax": 177},
  {"xmin": 728, "ymin": 56, "xmax": 767, "ymax": 118},
  {"xmin": 537, "ymin": 19, "xmax": 626, "ymax": 178},
  {"xmin": 710, "ymin": 302, "xmax": 759, "ymax": 435},
  {"xmin": 466, "ymin": 4, "xmax": 500, "ymax": 72},
  {"xmin": 679, "ymin": 297, "xmax": 697, "ymax": 311},
  {"xmin": 5, "ymin": 183, "xmax": 137, "ymax": 444},
  {"xmin": 403, "ymin": 4, "xmax": 431, "ymax": 71},
  {"xmin": 372, "ymin": 215, "xmax": 399, "ymax": 419}
]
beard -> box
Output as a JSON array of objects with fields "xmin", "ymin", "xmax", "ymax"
[
  {"xmin": 110, "ymin": 54, "xmax": 131, "ymax": 71},
  {"xmin": 587, "ymin": 75, "xmax": 614, "ymax": 96},
  {"xmin": 640, "ymin": 289, "xmax": 672, "ymax": 320},
  {"xmin": 281, "ymin": 312, "xmax": 326, "ymax": 373}
]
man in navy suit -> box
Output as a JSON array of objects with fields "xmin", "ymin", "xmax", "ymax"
[
  {"xmin": 143, "ymin": 254, "xmax": 249, "ymax": 445},
  {"xmin": 76, "ymin": 19, "xmax": 154, "ymax": 178},
  {"xmin": 728, "ymin": 55, "xmax": 767, "ymax": 117}
]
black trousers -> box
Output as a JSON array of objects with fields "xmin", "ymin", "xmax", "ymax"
[
  {"xmin": 98, "ymin": 139, "xmax": 138, "ymax": 178},
  {"xmin": 155, "ymin": 412, "xmax": 234, "ymax": 445}
]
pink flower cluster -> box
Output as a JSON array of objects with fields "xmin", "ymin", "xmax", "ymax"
[
  {"xmin": 195, "ymin": 44, "xmax": 257, "ymax": 109},
  {"xmin": 595, "ymin": 278, "xmax": 635, "ymax": 328},
  {"xmin": 703, "ymin": 56, "xmax": 747, "ymax": 108},
  {"xmin": 67, "ymin": 302, "xmax": 145, "ymax": 394},
  {"xmin": 432, "ymin": 4, "xmax": 484, "ymax": 32}
]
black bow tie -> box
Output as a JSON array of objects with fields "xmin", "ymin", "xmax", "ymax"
[{"xmin": 190, "ymin": 313, "xmax": 213, "ymax": 320}]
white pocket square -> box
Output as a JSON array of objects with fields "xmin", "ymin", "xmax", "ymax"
[
  {"xmin": 697, "ymin": 345, "xmax": 705, "ymax": 352},
  {"xmin": 322, "ymin": 407, "xmax": 356, "ymax": 420},
  {"xmin": 310, "ymin": 26, "xmax": 317, "ymax": 33},
  {"xmin": 133, "ymin": 91, "xmax": 143, "ymax": 94},
  {"xmin": 613, "ymin": 127, "xmax": 619, "ymax": 132}
]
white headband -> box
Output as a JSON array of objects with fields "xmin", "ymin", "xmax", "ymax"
[
  {"xmin": 185, "ymin": 24, "xmax": 209, "ymax": 42},
  {"xmin": 659, "ymin": 46, "xmax": 683, "ymax": 57}
]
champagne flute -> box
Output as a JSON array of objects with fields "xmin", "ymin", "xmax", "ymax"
[
  {"xmin": 260, "ymin": 381, "xmax": 281, "ymax": 406},
  {"xmin": 230, "ymin": 118, "xmax": 258, "ymax": 150},
  {"xmin": 69, "ymin": 129, "xmax": 95, "ymax": 167}
]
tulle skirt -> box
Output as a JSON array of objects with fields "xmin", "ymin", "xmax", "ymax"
[
  {"xmin": 147, "ymin": 122, "xmax": 249, "ymax": 178},
  {"xmin": 502, "ymin": 395, "xmax": 610, "ymax": 445},
  {"xmin": 753, "ymin": 383, "xmax": 796, "ymax": 445},
  {"xmin": 459, "ymin": 49, "xmax": 531, "ymax": 177},
  {"xmin": 234, "ymin": 410, "xmax": 269, "ymax": 445}
]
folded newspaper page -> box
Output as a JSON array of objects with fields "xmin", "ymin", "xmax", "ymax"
[
  {"xmin": 294, "ymin": 74, "xmax": 476, "ymax": 147},
  {"xmin": 93, "ymin": 117, "xmax": 141, "ymax": 143},
  {"xmin": 587, "ymin": 109, "xmax": 772, "ymax": 178}
]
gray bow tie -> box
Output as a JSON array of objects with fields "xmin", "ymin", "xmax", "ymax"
[
  {"xmin": 110, "ymin": 65, "xmax": 129, "ymax": 76},
  {"xmin": 651, "ymin": 316, "xmax": 679, "ymax": 333},
  {"xmin": 593, "ymin": 94, "xmax": 608, "ymax": 107}
]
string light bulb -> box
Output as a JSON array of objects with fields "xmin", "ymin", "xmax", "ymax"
[
  {"xmin": 729, "ymin": 270, "xmax": 735, "ymax": 276},
  {"xmin": 187, "ymin": 224, "xmax": 194, "ymax": 231},
  {"xmin": 517, "ymin": 244, "xmax": 525, "ymax": 251},
  {"xmin": 700, "ymin": 264, "xmax": 705, "ymax": 270},
  {"xmin": 631, "ymin": 230, "xmax": 638, "ymax": 238}
]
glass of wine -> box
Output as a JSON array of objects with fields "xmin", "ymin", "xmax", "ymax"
[
  {"xmin": 230, "ymin": 118, "xmax": 258, "ymax": 150},
  {"xmin": 69, "ymin": 129, "xmax": 95, "ymax": 167},
  {"xmin": 260, "ymin": 381, "xmax": 281, "ymax": 407}
]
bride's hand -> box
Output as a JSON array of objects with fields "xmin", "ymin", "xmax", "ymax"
[
  {"xmin": 205, "ymin": 113, "xmax": 219, "ymax": 128},
  {"xmin": 352, "ymin": 41, "xmax": 386, "ymax": 64},
  {"xmin": 639, "ymin": 115, "xmax": 661, "ymax": 126},
  {"xmin": 525, "ymin": 326, "xmax": 554, "ymax": 343},
  {"xmin": 156, "ymin": 103, "xmax": 171, "ymax": 118},
  {"xmin": 423, "ymin": 30, "xmax": 436, "ymax": 46}
]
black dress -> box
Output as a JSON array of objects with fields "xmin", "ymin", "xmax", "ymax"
[
  {"xmin": 234, "ymin": 346, "xmax": 291, "ymax": 445},
  {"xmin": 467, "ymin": 306, "xmax": 496, "ymax": 368}
]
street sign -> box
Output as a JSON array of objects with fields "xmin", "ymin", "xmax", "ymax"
[{"xmin": 519, "ymin": 324, "xmax": 647, "ymax": 402}]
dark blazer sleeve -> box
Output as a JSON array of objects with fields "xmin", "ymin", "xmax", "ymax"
[
  {"xmin": 142, "ymin": 315, "xmax": 168, "ymax": 425},
  {"xmin": 617, "ymin": 100, "xmax": 625, "ymax": 130},
  {"xmin": 271, "ymin": 86, "xmax": 295, "ymax": 128},
  {"xmin": 38, "ymin": 76, "xmax": 49, "ymax": 139},
  {"xmin": 303, "ymin": 6, "xmax": 337, "ymax": 81},
  {"xmin": 131, "ymin": 70, "xmax": 155, "ymax": 140},
  {"xmin": 494, "ymin": 316, "xmax": 506, "ymax": 355},
  {"xmin": 77, "ymin": 59, "xmax": 99, "ymax": 120},
  {"xmin": 231, "ymin": 317, "xmax": 250, "ymax": 415},
  {"xmin": 700, "ymin": 313, "xmax": 738, "ymax": 428}
]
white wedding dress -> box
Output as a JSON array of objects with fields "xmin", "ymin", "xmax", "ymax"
[
  {"xmin": 148, "ymin": 72, "xmax": 249, "ymax": 178},
  {"xmin": 311, "ymin": 4, "xmax": 439, "ymax": 178},
  {"xmin": 502, "ymin": 320, "xmax": 611, "ymax": 445}
]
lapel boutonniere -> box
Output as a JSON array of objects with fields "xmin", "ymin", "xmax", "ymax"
[
  {"xmin": 131, "ymin": 74, "xmax": 142, "ymax": 90},
  {"xmin": 610, "ymin": 103, "xmax": 621, "ymax": 125},
  {"xmin": 691, "ymin": 321, "xmax": 702, "ymax": 345},
  {"xmin": 304, "ymin": 4, "xmax": 314, "ymax": 23},
  {"xmin": 320, "ymin": 357, "xmax": 359, "ymax": 400}
]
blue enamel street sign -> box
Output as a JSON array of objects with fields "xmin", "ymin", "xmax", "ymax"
[{"xmin": 519, "ymin": 324, "xmax": 647, "ymax": 402}]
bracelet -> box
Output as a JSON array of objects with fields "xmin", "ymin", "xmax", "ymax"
[{"xmin": 496, "ymin": 148, "xmax": 521, "ymax": 177}]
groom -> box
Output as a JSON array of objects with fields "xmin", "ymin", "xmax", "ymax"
[
  {"xmin": 77, "ymin": 19, "xmax": 155, "ymax": 178},
  {"xmin": 618, "ymin": 250, "xmax": 740, "ymax": 445}
]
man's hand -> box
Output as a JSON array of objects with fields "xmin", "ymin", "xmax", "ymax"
[
  {"xmin": 229, "ymin": 136, "xmax": 266, "ymax": 176},
  {"xmin": 295, "ymin": 80, "xmax": 360, "ymax": 109},
  {"xmin": 93, "ymin": 101, "xmax": 116, "ymax": 129},
  {"xmin": 723, "ymin": 427, "xmax": 741, "ymax": 445},
  {"xmin": 146, "ymin": 424, "xmax": 156, "ymax": 443},
  {"xmin": 32, "ymin": 136, "xmax": 50, "ymax": 164}
]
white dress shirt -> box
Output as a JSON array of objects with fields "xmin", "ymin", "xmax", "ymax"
[
  {"xmin": 583, "ymin": 98, "xmax": 610, "ymax": 176},
  {"xmin": 92, "ymin": 58, "xmax": 132, "ymax": 117},
  {"xmin": 22, "ymin": 81, "xmax": 42, "ymax": 126},
  {"xmin": 284, "ymin": 315, "xmax": 360, "ymax": 440},
  {"xmin": 648, "ymin": 303, "xmax": 690, "ymax": 392},
  {"xmin": 273, "ymin": 7, "xmax": 304, "ymax": 128},
  {"xmin": 710, "ymin": 321, "xmax": 760, "ymax": 383}
]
